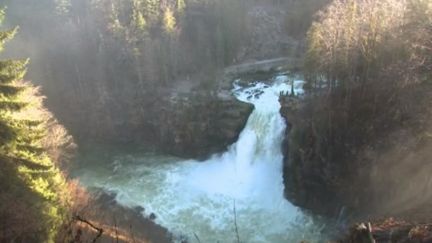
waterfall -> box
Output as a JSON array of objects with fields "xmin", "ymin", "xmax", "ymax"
[
  {"xmin": 184, "ymin": 79, "xmax": 303, "ymax": 202},
  {"xmin": 74, "ymin": 76, "xmax": 324, "ymax": 243}
]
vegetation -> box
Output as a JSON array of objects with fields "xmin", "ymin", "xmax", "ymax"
[
  {"xmin": 0, "ymin": 1, "xmax": 328, "ymax": 241},
  {"xmin": 285, "ymin": 0, "xmax": 330, "ymax": 37},
  {"xmin": 285, "ymin": 0, "xmax": 432, "ymax": 216},
  {"xmin": 9, "ymin": 0, "xmax": 432, "ymax": 241},
  {"xmin": 0, "ymin": 9, "xmax": 74, "ymax": 242},
  {"xmin": 0, "ymin": 0, "xmax": 328, "ymax": 146}
]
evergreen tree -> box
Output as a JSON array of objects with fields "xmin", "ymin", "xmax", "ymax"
[
  {"xmin": 177, "ymin": 0, "xmax": 186, "ymax": 13},
  {"xmin": 0, "ymin": 9, "xmax": 70, "ymax": 242},
  {"xmin": 163, "ymin": 7, "xmax": 176, "ymax": 34}
]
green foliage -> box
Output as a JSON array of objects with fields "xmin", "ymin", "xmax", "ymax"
[
  {"xmin": 142, "ymin": 0, "xmax": 160, "ymax": 24},
  {"xmin": 163, "ymin": 8, "xmax": 176, "ymax": 34},
  {"xmin": 0, "ymin": 11, "xmax": 71, "ymax": 243},
  {"xmin": 132, "ymin": 0, "xmax": 147, "ymax": 32},
  {"xmin": 2, "ymin": 0, "xmax": 319, "ymax": 147},
  {"xmin": 0, "ymin": 84, "xmax": 25, "ymax": 96},
  {"xmin": 107, "ymin": 2, "xmax": 123, "ymax": 36},
  {"xmin": 0, "ymin": 59, "xmax": 28, "ymax": 83},
  {"xmin": 177, "ymin": 0, "xmax": 186, "ymax": 13},
  {"xmin": 0, "ymin": 9, "xmax": 18, "ymax": 51}
]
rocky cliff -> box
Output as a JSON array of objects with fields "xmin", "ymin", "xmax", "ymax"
[
  {"xmin": 153, "ymin": 92, "xmax": 253, "ymax": 159},
  {"xmin": 279, "ymin": 83, "xmax": 432, "ymax": 221},
  {"xmin": 70, "ymin": 87, "xmax": 253, "ymax": 159}
]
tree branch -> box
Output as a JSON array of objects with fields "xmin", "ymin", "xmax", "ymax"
[{"xmin": 74, "ymin": 215, "xmax": 104, "ymax": 243}]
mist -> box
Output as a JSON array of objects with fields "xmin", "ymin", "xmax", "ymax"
[{"xmin": 1, "ymin": 0, "xmax": 431, "ymax": 242}]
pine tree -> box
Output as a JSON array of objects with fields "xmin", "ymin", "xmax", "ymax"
[
  {"xmin": 0, "ymin": 10, "xmax": 28, "ymax": 156},
  {"xmin": 0, "ymin": 9, "xmax": 70, "ymax": 242},
  {"xmin": 177, "ymin": 0, "xmax": 186, "ymax": 14},
  {"xmin": 132, "ymin": 0, "xmax": 147, "ymax": 33},
  {"xmin": 163, "ymin": 7, "xmax": 176, "ymax": 34}
]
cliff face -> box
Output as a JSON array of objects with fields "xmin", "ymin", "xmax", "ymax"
[
  {"xmin": 69, "ymin": 89, "xmax": 253, "ymax": 159},
  {"xmin": 153, "ymin": 93, "xmax": 254, "ymax": 159},
  {"xmin": 279, "ymin": 83, "xmax": 432, "ymax": 219},
  {"xmin": 279, "ymin": 96, "xmax": 342, "ymax": 216}
]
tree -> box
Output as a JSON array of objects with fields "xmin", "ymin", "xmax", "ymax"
[
  {"xmin": 286, "ymin": 0, "xmax": 432, "ymax": 217},
  {"xmin": 177, "ymin": 0, "xmax": 186, "ymax": 13},
  {"xmin": 305, "ymin": 0, "xmax": 408, "ymax": 90},
  {"xmin": 163, "ymin": 7, "xmax": 176, "ymax": 34},
  {"xmin": 0, "ymin": 9, "xmax": 71, "ymax": 242},
  {"xmin": 406, "ymin": 0, "xmax": 432, "ymax": 81},
  {"xmin": 132, "ymin": 0, "xmax": 147, "ymax": 32}
]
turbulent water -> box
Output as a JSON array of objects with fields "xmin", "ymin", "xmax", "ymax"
[{"xmin": 73, "ymin": 75, "xmax": 327, "ymax": 243}]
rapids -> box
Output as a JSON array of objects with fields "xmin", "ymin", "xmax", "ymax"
[{"xmin": 73, "ymin": 75, "xmax": 327, "ymax": 243}]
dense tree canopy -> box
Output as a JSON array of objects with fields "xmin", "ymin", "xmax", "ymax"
[
  {"xmin": 0, "ymin": 0, "xmax": 327, "ymax": 144},
  {"xmin": 305, "ymin": 0, "xmax": 432, "ymax": 90},
  {"xmin": 285, "ymin": 0, "xmax": 432, "ymax": 216},
  {"xmin": 0, "ymin": 9, "xmax": 73, "ymax": 242}
]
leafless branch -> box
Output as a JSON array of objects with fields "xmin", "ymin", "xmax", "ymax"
[{"xmin": 74, "ymin": 215, "xmax": 103, "ymax": 243}]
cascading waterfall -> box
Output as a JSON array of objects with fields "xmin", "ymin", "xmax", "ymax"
[{"xmin": 74, "ymin": 75, "xmax": 325, "ymax": 243}]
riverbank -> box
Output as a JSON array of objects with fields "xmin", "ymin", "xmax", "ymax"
[
  {"xmin": 90, "ymin": 191, "xmax": 173, "ymax": 243},
  {"xmin": 65, "ymin": 190, "xmax": 173, "ymax": 243},
  {"xmin": 340, "ymin": 218, "xmax": 432, "ymax": 243},
  {"xmin": 70, "ymin": 77, "xmax": 331, "ymax": 243}
]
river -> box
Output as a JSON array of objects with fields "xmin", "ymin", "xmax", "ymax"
[{"xmin": 72, "ymin": 75, "xmax": 328, "ymax": 243}]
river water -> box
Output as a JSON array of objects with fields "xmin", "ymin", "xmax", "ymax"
[{"xmin": 72, "ymin": 75, "xmax": 328, "ymax": 242}]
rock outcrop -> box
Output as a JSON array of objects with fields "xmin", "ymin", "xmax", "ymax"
[
  {"xmin": 73, "ymin": 189, "xmax": 173, "ymax": 243},
  {"xmin": 279, "ymin": 95, "xmax": 340, "ymax": 216},
  {"xmin": 279, "ymin": 83, "xmax": 432, "ymax": 224},
  {"xmin": 73, "ymin": 88, "xmax": 253, "ymax": 160},
  {"xmin": 153, "ymin": 92, "xmax": 253, "ymax": 159}
]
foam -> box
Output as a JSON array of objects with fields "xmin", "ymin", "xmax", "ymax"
[{"xmin": 75, "ymin": 76, "xmax": 326, "ymax": 242}]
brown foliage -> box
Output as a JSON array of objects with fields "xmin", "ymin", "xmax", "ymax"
[{"xmin": 286, "ymin": 0, "xmax": 432, "ymax": 217}]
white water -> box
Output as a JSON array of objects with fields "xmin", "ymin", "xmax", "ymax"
[{"xmin": 75, "ymin": 76, "xmax": 325, "ymax": 242}]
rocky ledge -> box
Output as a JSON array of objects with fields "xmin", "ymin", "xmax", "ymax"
[
  {"xmin": 68, "ymin": 190, "xmax": 173, "ymax": 243},
  {"xmin": 340, "ymin": 218, "xmax": 432, "ymax": 243},
  {"xmin": 153, "ymin": 91, "xmax": 253, "ymax": 159},
  {"xmin": 74, "ymin": 87, "xmax": 253, "ymax": 160}
]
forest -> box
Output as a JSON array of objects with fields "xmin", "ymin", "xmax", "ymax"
[{"xmin": 0, "ymin": 0, "xmax": 431, "ymax": 242}]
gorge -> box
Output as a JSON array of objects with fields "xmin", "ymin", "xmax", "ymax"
[
  {"xmin": 1, "ymin": 0, "xmax": 432, "ymax": 242},
  {"xmin": 71, "ymin": 74, "xmax": 329, "ymax": 242}
]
